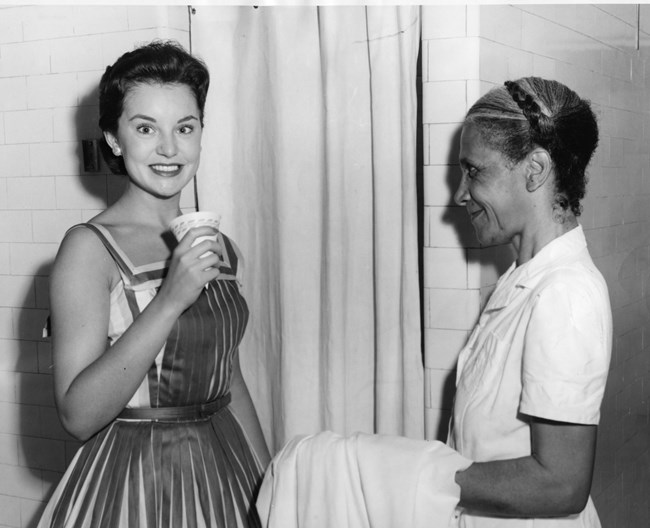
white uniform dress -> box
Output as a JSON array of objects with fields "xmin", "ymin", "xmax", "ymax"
[{"xmin": 449, "ymin": 225, "xmax": 612, "ymax": 528}]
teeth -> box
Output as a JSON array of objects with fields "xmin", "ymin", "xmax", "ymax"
[{"xmin": 151, "ymin": 165, "xmax": 180, "ymax": 172}]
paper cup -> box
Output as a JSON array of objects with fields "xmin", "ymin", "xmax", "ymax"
[{"xmin": 169, "ymin": 211, "xmax": 221, "ymax": 252}]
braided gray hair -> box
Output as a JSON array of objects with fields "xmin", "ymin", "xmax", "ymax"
[{"xmin": 465, "ymin": 77, "xmax": 598, "ymax": 216}]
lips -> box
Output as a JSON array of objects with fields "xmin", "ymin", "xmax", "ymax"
[
  {"xmin": 150, "ymin": 164, "xmax": 182, "ymax": 176},
  {"xmin": 468, "ymin": 208, "xmax": 484, "ymax": 222}
]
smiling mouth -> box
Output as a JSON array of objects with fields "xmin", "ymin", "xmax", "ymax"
[
  {"xmin": 150, "ymin": 164, "xmax": 182, "ymax": 176},
  {"xmin": 468, "ymin": 209, "xmax": 484, "ymax": 222}
]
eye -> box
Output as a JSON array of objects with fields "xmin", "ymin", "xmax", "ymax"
[
  {"xmin": 462, "ymin": 164, "xmax": 479, "ymax": 180},
  {"xmin": 178, "ymin": 124, "xmax": 194, "ymax": 135},
  {"xmin": 136, "ymin": 124, "xmax": 155, "ymax": 135}
]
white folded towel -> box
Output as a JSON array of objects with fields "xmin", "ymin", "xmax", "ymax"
[{"xmin": 257, "ymin": 431, "xmax": 472, "ymax": 528}]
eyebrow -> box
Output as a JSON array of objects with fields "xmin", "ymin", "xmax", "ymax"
[{"xmin": 128, "ymin": 114, "xmax": 199, "ymax": 123}]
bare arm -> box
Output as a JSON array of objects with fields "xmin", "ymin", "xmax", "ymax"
[
  {"xmin": 455, "ymin": 418, "xmax": 597, "ymax": 518},
  {"xmin": 229, "ymin": 351, "xmax": 271, "ymax": 468},
  {"xmin": 51, "ymin": 226, "xmax": 223, "ymax": 441}
]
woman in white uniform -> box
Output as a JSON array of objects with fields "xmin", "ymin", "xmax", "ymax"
[{"xmin": 450, "ymin": 77, "xmax": 612, "ymax": 527}]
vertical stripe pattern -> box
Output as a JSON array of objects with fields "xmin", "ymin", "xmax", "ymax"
[{"xmin": 39, "ymin": 224, "xmax": 263, "ymax": 528}]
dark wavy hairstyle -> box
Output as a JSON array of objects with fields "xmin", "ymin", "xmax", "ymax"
[
  {"xmin": 98, "ymin": 40, "xmax": 210, "ymax": 175},
  {"xmin": 464, "ymin": 77, "xmax": 598, "ymax": 216}
]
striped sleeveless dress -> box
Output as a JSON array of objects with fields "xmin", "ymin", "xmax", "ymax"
[{"xmin": 38, "ymin": 223, "xmax": 263, "ymax": 528}]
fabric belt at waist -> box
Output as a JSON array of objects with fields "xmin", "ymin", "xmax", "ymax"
[{"xmin": 116, "ymin": 393, "xmax": 231, "ymax": 423}]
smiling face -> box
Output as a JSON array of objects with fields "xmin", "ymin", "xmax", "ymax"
[
  {"xmin": 104, "ymin": 82, "xmax": 202, "ymax": 200},
  {"xmin": 455, "ymin": 123, "xmax": 530, "ymax": 247}
]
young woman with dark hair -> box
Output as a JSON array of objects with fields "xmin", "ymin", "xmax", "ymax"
[{"xmin": 38, "ymin": 40, "xmax": 269, "ymax": 528}]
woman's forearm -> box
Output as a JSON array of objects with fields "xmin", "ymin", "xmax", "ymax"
[
  {"xmin": 55, "ymin": 296, "xmax": 181, "ymax": 440},
  {"xmin": 455, "ymin": 421, "xmax": 596, "ymax": 518},
  {"xmin": 456, "ymin": 457, "xmax": 585, "ymax": 518}
]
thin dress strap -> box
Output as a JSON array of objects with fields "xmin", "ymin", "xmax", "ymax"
[{"xmin": 66, "ymin": 223, "xmax": 136, "ymax": 282}]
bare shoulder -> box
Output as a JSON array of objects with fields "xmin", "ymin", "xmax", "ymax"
[{"xmin": 52, "ymin": 224, "xmax": 118, "ymax": 291}]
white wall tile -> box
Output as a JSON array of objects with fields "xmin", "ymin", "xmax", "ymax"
[
  {"xmin": 50, "ymin": 35, "xmax": 103, "ymax": 74},
  {"xmin": 0, "ymin": 41, "xmax": 52, "ymax": 77},
  {"xmin": 16, "ymin": 374, "xmax": 54, "ymax": 408},
  {"xmin": 32, "ymin": 210, "xmax": 83, "ymax": 243},
  {"xmin": 424, "ymin": 246, "xmax": 467, "ymax": 289},
  {"xmin": 0, "ymin": 339, "xmax": 38, "ymax": 374},
  {"xmin": 0, "ymin": 179, "xmax": 6, "ymax": 210},
  {"xmin": 421, "ymin": 5, "xmax": 467, "ymax": 40},
  {"xmin": 4, "ymin": 110, "xmax": 53, "ymax": 145},
  {"xmin": 37, "ymin": 342, "xmax": 52, "ymax": 375},
  {"xmin": 426, "ymin": 367, "xmax": 455, "ymax": 411},
  {"xmin": 0, "ymin": 276, "xmax": 35, "ymax": 308},
  {"xmin": 0, "ymin": 371, "xmax": 16, "ymax": 403},
  {"xmin": 71, "ymin": 6, "xmax": 130, "ymax": 36},
  {"xmin": 0, "ymin": 8, "xmax": 25, "ymax": 45},
  {"xmin": 0, "ymin": 212, "xmax": 32, "ymax": 243},
  {"xmin": 423, "ymin": 164, "xmax": 458, "ymax": 207},
  {"xmin": 425, "ymin": 287, "xmax": 480, "ymax": 331},
  {"xmin": 9, "ymin": 244, "xmax": 57, "ymax": 277},
  {"xmin": 424, "ymin": 328, "xmax": 468, "ymax": 370},
  {"xmin": 34, "ymin": 276, "xmax": 49, "ymax": 310},
  {"xmin": 0, "ymin": 433, "xmax": 18, "ymax": 466},
  {"xmin": 422, "ymin": 81, "xmax": 466, "ymax": 124},
  {"xmin": 0, "ymin": 493, "xmax": 20, "ymax": 528},
  {"xmin": 0, "ymin": 308, "xmax": 14, "ymax": 339},
  {"xmin": 427, "ymin": 38, "xmax": 480, "ymax": 82},
  {"xmin": 467, "ymin": 245, "xmax": 514, "ymax": 289},
  {"xmin": 55, "ymin": 107, "xmax": 102, "ymax": 142},
  {"xmin": 7, "ymin": 178, "xmax": 56, "ymax": 211},
  {"xmin": 27, "ymin": 74, "xmax": 78, "ymax": 110},
  {"xmin": 30, "ymin": 142, "xmax": 81, "ymax": 177},
  {"xmin": 14, "ymin": 308, "xmax": 50, "ymax": 341},
  {"xmin": 19, "ymin": 436, "xmax": 65, "ymax": 472},
  {"xmin": 0, "ymin": 145, "xmax": 30, "ymax": 178},
  {"xmin": 427, "ymin": 123, "xmax": 462, "ymax": 165},
  {"xmin": 0, "ymin": 245, "xmax": 10, "ymax": 276},
  {"xmin": 479, "ymin": 4, "xmax": 523, "ymax": 49},
  {"xmin": 0, "ymin": 77, "xmax": 28, "ymax": 112},
  {"xmin": 425, "ymin": 205, "xmax": 475, "ymax": 249},
  {"xmin": 54, "ymin": 175, "xmax": 107, "ymax": 210},
  {"xmin": 22, "ymin": 6, "xmax": 76, "ymax": 41},
  {"xmin": 478, "ymin": 40, "xmax": 512, "ymax": 84},
  {"xmin": 0, "ymin": 463, "xmax": 48, "ymax": 501}
]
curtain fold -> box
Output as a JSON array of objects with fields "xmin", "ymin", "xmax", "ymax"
[{"xmin": 192, "ymin": 5, "xmax": 423, "ymax": 453}]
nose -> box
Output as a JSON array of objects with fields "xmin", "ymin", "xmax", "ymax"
[
  {"xmin": 454, "ymin": 173, "xmax": 469, "ymax": 206},
  {"xmin": 156, "ymin": 132, "xmax": 178, "ymax": 157}
]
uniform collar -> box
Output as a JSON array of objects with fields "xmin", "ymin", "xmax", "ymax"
[{"xmin": 485, "ymin": 225, "xmax": 587, "ymax": 310}]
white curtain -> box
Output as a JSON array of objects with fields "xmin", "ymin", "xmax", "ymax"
[{"xmin": 191, "ymin": 5, "xmax": 423, "ymax": 453}]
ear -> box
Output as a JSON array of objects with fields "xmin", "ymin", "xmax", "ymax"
[
  {"xmin": 103, "ymin": 131, "xmax": 122, "ymax": 156},
  {"xmin": 524, "ymin": 148, "xmax": 552, "ymax": 192}
]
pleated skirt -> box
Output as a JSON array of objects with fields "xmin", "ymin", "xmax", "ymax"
[{"xmin": 38, "ymin": 408, "xmax": 263, "ymax": 528}]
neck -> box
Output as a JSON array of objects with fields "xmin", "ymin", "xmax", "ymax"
[
  {"xmin": 513, "ymin": 215, "xmax": 577, "ymax": 265},
  {"xmin": 114, "ymin": 185, "xmax": 183, "ymax": 229}
]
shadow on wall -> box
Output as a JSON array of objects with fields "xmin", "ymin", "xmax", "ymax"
[
  {"xmin": 432, "ymin": 124, "xmax": 514, "ymax": 441},
  {"xmin": 16, "ymin": 261, "xmax": 72, "ymax": 527},
  {"xmin": 16, "ymin": 84, "xmax": 125, "ymax": 528},
  {"xmin": 75, "ymin": 79, "xmax": 126, "ymax": 207}
]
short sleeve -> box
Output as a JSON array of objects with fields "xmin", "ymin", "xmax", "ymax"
[{"xmin": 520, "ymin": 272, "xmax": 612, "ymax": 424}]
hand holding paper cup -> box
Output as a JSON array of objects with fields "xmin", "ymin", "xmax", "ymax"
[{"xmin": 169, "ymin": 211, "xmax": 221, "ymax": 258}]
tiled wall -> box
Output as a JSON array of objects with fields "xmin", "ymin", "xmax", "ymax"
[
  {"xmin": 422, "ymin": 4, "xmax": 650, "ymax": 527},
  {"xmin": 0, "ymin": 6, "xmax": 192, "ymax": 527}
]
